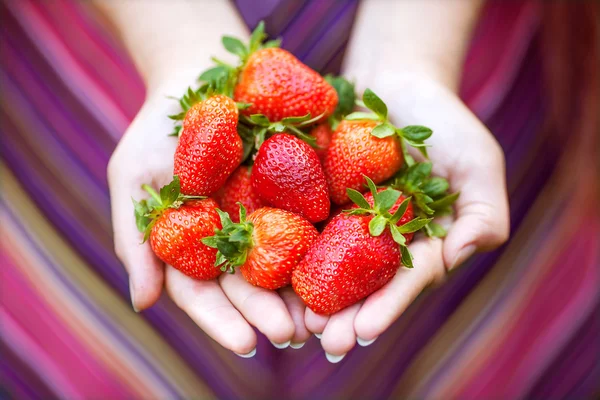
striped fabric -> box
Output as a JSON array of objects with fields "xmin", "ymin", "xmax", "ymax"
[{"xmin": 1, "ymin": 0, "xmax": 598, "ymax": 399}]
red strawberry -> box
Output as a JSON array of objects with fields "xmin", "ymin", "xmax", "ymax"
[
  {"xmin": 174, "ymin": 94, "xmax": 243, "ymax": 195},
  {"xmin": 203, "ymin": 206, "xmax": 319, "ymax": 289},
  {"xmin": 310, "ymin": 123, "xmax": 332, "ymax": 164},
  {"xmin": 252, "ymin": 133, "xmax": 330, "ymax": 223},
  {"xmin": 233, "ymin": 47, "xmax": 337, "ymax": 122},
  {"xmin": 325, "ymin": 120, "xmax": 403, "ymax": 204},
  {"xmin": 324, "ymin": 88, "xmax": 434, "ymax": 205},
  {"xmin": 133, "ymin": 177, "xmax": 222, "ymax": 280},
  {"xmin": 214, "ymin": 165, "xmax": 263, "ymax": 223},
  {"xmin": 292, "ymin": 178, "xmax": 430, "ymax": 315}
]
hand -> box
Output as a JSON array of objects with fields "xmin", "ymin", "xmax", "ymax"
[
  {"xmin": 305, "ymin": 74, "xmax": 510, "ymax": 361},
  {"xmin": 108, "ymin": 77, "xmax": 312, "ymax": 355}
]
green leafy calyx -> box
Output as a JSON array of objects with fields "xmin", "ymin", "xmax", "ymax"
[
  {"xmin": 240, "ymin": 112, "xmax": 323, "ymax": 149},
  {"xmin": 324, "ymin": 75, "xmax": 357, "ymax": 130},
  {"xmin": 133, "ymin": 176, "xmax": 206, "ymax": 243},
  {"xmin": 387, "ymin": 161, "xmax": 460, "ymax": 238},
  {"xmin": 201, "ymin": 204, "xmax": 255, "ymax": 273},
  {"xmin": 346, "ymin": 88, "xmax": 434, "ymax": 166},
  {"xmin": 345, "ymin": 176, "xmax": 432, "ymax": 268}
]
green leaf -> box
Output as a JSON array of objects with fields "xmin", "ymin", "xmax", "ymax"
[
  {"xmin": 400, "ymin": 139, "xmax": 416, "ymax": 167},
  {"xmin": 324, "ymin": 75, "xmax": 356, "ymax": 118},
  {"xmin": 347, "ymin": 189, "xmax": 371, "ymax": 210},
  {"xmin": 199, "ymin": 66, "xmax": 228, "ymax": 83},
  {"xmin": 249, "ymin": 114, "xmax": 270, "ymax": 126},
  {"xmin": 215, "ymin": 252, "xmax": 227, "ymax": 268},
  {"xmin": 376, "ymin": 189, "xmax": 401, "ymax": 213},
  {"xmin": 216, "ymin": 240, "xmax": 238, "ymax": 259},
  {"xmin": 249, "ymin": 21, "xmax": 266, "ymax": 53},
  {"xmin": 141, "ymin": 184, "xmax": 162, "ymax": 206},
  {"xmin": 422, "ymin": 177, "xmax": 449, "ymax": 198},
  {"xmin": 159, "ymin": 176, "xmax": 181, "ymax": 206},
  {"xmin": 362, "ymin": 88, "xmax": 387, "ymax": 120},
  {"xmin": 400, "ymin": 245, "xmax": 414, "ymax": 268},
  {"xmin": 371, "ymin": 122, "xmax": 396, "ymax": 138},
  {"xmin": 390, "ymin": 196, "xmax": 412, "ymax": 224},
  {"xmin": 400, "ymin": 125, "xmax": 433, "ymax": 141},
  {"xmin": 132, "ymin": 199, "xmax": 150, "ymax": 233},
  {"xmin": 216, "ymin": 209, "xmax": 234, "ymax": 230},
  {"xmin": 390, "ymin": 224, "xmax": 406, "ymax": 246},
  {"xmin": 169, "ymin": 125, "xmax": 182, "ymax": 137},
  {"xmin": 229, "ymin": 228, "xmax": 250, "ymax": 242},
  {"xmin": 369, "ymin": 215, "xmax": 387, "ymax": 237},
  {"xmin": 428, "ymin": 192, "xmax": 460, "ymax": 210},
  {"xmin": 168, "ymin": 112, "xmax": 186, "ymax": 121},
  {"xmin": 222, "ymin": 36, "xmax": 248, "ymax": 58},
  {"xmin": 365, "ymin": 176, "xmax": 378, "ymax": 197},
  {"xmin": 201, "ymin": 236, "xmax": 218, "ymax": 248},
  {"xmin": 281, "ymin": 113, "xmax": 311, "ymax": 125},
  {"xmin": 425, "ymin": 221, "xmax": 447, "ymax": 238},
  {"xmin": 236, "ymin": 102, "xmax": 253, "ymax": 110},
  {"xmin": 254, "ymin": 127, "xmax": 268, "ymax": 149},
  {"xmin": 398, "ymin": 217, "xmax": 434, "ymax": 233},
  {"xmin": 238, "ymin": 203, "xmax": 247, "ymax": 222},
  {"xmin": 345, "ymin": 112, "xmax": 380, "ymax": 121},
  {"xmin": 263, "ymin": 38, "xmax": 282, "ymax": 48},
  {"xmin": 270, "ymin": 122, "xmax": 286, "ymax": 133}
]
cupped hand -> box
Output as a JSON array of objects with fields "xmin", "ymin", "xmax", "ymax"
[
  {"xmin": 108, "ymin": 77, "xmax": 311, "ymax": 355},
  {"xmin": 307, "ymin": 74, "xmax": 510, "ymax": 361}
]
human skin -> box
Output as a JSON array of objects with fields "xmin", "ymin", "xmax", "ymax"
[{"xmin": 100, "ymin": 0, "xmax": 509, "ymax": 360}]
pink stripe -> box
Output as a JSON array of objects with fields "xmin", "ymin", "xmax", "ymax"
[
  {"xmin": 461, "ymin": 1, "xmax": 540, "ymax": 118},
  {"xmin": 1, "ymin": 311, "xmax": 80, "ymax": 399},
  {"xmin": 34, "ymin": 0, "xmax": 144, "ymax": 119},
  {"xmin": 1, "ymin": 42, "xmax": 107, "ymax": 183},
  {"xmin": 5, "ymin": 0, "xmax": 130, "ymax": 138},
  {"xmin": 458, "ymin": 216, "xmax": 599, "ymax": 398},
  {"xmin": 3, "ymin": 255, "xmax": 133, "ymax": 400}
]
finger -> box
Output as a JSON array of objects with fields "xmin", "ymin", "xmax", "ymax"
[
  {"xmin": 165, "ymin": 266, "xmax": 257, "ymax": 355},
  {"xmin": 354, "ymin": 238, "xmax": 445, "ymax": 341},
  {"xmin": 108, "ymin": 164, "xmax": 164, "ymax": 311},
  {"xmin": 220, "ymin": 272, "xmax": 295, "ymax": 347},
  {"xmin": 444, "ymin": 143, "xmax": 510, "ymax": 270},
  {"xmin": 279, "ymin": 287, "xmax": 311, "ymax": 348},
  {"xmin": 305, "ymin": 307, "xmax": 330, "ymax": 337},
  {"xmin": 320, "ymin": 302, "xmax": 362, "ymax": 362}
]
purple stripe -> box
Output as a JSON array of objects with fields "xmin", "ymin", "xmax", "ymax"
[
  {"xmin": 0, "ymin": 341, "xmax": 58, "ymax": 400},
  {"xmin": 1, "ymin": 207, "xmax": 182, "ymax": 398}
]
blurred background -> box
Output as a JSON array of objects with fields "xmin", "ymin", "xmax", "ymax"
[{"xmin": 1, "ymin": 0, "xmax": 598, "ymax": 399}]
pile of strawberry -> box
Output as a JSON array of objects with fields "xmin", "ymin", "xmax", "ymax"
[{"xmin": 134, "ymin": 23, "xmax": 458, "ymax": 315}]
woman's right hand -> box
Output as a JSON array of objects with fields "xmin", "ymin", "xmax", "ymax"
[{"xmin": 108, "ymin": 77, "xmax": 312, "ymax": 355}]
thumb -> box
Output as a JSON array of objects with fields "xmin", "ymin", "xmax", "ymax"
[{"xmin": 443, "ymin": 151, "xmax": 510, "ymax": 270}]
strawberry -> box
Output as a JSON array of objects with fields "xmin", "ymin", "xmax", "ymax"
[
  {"xmin": 234, "ymin": 47, "xmax": 337, "ymax": 122},
  {"xmin": 251, "ymin": 133, "xmax": 330, "ymax": 223},
  {"xmin": 324, "ymin": 88, "xmax": 434, "ymax": 205},
  {"xmin": 202, "ymin": 205, "xmax": 319, "ymax": 289},
  {"xmin": 201, "ymin": 22, "xmax": 337, "ymax": 123},
  {"xmin": 310, "ymin": 123, "xmax": 332, "ymax": 164},
  {"xmin": 292, "ymin": 177, "xmax": 431, "ymax": 315},
  {"xmin": 133, "ymin": 176, "xmax": 222, "ymax": 280},
  {"xmin": 173, "ymin": 94, "xmax": 243, "ymax": 195},
  {"xmin": 214, "ymin": 165, "xmax": 264, "ymax": 223}
]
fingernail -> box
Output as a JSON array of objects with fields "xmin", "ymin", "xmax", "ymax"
[
  {"xmin": 290, "ymin": 342, "xmax": 306, "ymax": 349},
  {"xmin": 325, "ymin": 352, "xmax": 346, "ymax": 363},
  {"xmin": 314, "ymin": 333, "xmax": 322, "ymax": 339},
  {"xmin": 129, "ymin": 278, "xmax": 139, "ymax": 312},
  {"xmin": 270, "ymin": 340, "xmax": 291, "ymax": 349},
  {"xmin": 357, "ymin": 336, "xmax": 378, "ymax": 347},
  {"xmin": 234, "ymin": 348, "xmax": 256, "ymax": 358},
  {"xmin": 451, "ymin": 244, "xmax": 476, "ymax": 270}
]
